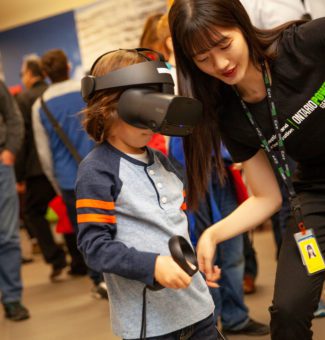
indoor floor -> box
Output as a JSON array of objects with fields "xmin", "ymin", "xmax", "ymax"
[{"xmin": 1, "ymin": 229, "xmax": 324, "ymax": 340}]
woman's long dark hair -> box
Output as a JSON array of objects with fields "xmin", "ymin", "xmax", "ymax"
[{"xmin": 169, "ymin": 0, "xmax": 304, "ymax": 209}]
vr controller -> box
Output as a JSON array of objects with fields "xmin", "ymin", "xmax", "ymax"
[
  {"xmin": 148, "ymin": 235, "xmax": 199, "ymax": 291},
  {"xmin": 144, "ymin": 236, "xmax": 226, "ymax": 340}
]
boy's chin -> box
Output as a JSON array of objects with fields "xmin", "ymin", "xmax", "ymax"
[{"xmin": 131, "ymin": 143, "xmax": 147, "ymax": 150}]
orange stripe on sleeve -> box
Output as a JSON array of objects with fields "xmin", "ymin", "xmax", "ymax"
[
  {"xmin": 181, "ymin": 202, "xmax": 187, "ymax": 210},
  {"xmin": 76, "ymin": 199, "xmax": 115, "ymax": 210},
  {"xmin": 182, "ymin": 191, "xmax": 187, "ymax": 210},
  {"xmin": 77, "ymin": 214, "xmax": 116, "ymax": 224}
]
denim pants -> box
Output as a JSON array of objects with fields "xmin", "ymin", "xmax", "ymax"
[
  {"xmin": 61, "ymin": 189, "xmax": 103, "ymax": 285},
  {"xmin": 0, "ymin": 163, "xmax": 23, "ymax": 303},
  {"xmin": 243, "ymin": 231, "xmax": 258, "ymax": 278},
  {"xmin": 209, "ymin": 178, "xmax": 249, "ymax": 330},
  {"xmin": 126, "ymin": 314, "xmax": 220, "ymax": 340},
  {"xmin": 210, "ymin": 235, "xmax": 248, "ymax": 330}
]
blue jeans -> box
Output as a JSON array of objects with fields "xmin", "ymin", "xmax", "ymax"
[
  {"xmin": 243, "ymin": 232, "xmax": 258, "ymax": 278},
  {"xmin": 126, "ymin": 314, "xmax": 220, "ymax": 340},
  {"xmin": 0, "ymin": 164, "xmax": 23, "ymax": 303},
  {"xmin": 210, "ymin": 236, "xmax": 249, "ymax": 330},
  {"xmin": 209, "ymin": 178, "xmax": 249, "ymax": 330},
  {"xmin": 61, "ymin": 189, "xmax": 103, "ymax": 285}
]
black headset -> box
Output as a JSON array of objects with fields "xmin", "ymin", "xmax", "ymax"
[
  {"xmin": 81, "ymin": 48, "xmax": 174, "ymax": 102},
  {"xmin": 81, "ymin": 48, "xmax": 202, "ymax": 136}
]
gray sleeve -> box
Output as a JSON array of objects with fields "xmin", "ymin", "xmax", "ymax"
[{"xmin": 0, "ymin": 81, "xmax": 24, "ymax": 155}]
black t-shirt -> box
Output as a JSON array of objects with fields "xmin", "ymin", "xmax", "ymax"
[{"xmin": 220, "ymin": 18, "xmax": 325, "ymax": 180}]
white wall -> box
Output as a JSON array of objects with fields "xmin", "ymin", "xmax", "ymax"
[
  {"xmin": 3, "ymin": 0, "xmax": 323, "ymax": 32},
  {"xmin": 307, "ymin": 0, "xmax": 325, "ymax": 19}
]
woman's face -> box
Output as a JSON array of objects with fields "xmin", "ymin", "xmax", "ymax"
[{"xmin": 192, "ymin": 27, "xmax": 250, "ymax": 85}]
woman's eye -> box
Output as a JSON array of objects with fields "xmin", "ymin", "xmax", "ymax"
[
  {"xmin": 220, "ymin": 43, "xmax": 231, "ymax": 50},
  {"xmin": 197, "ymin": 56, "xmax": 208, "ymax": 63}
]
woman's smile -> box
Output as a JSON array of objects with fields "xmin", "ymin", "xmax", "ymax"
[{"xmin": 222, "ymin": 65, "xmax": 237, "ymax": 78}]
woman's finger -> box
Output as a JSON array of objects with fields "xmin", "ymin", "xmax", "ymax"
[{"xmin": 206, "ymin": 280, "xmax": 220, "ymax": 288}]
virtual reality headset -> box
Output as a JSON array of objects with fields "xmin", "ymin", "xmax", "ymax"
[{"xmin": 81, "ymin": 48, "xmax": 202, "ymax": 136}]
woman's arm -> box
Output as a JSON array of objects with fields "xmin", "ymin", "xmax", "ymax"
[{"xmin": 197, "ymin": 149, "xmax": 282, "ymax": 283}]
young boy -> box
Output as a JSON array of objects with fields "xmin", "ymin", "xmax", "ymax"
[{"xmin": 75, "ymin": 49, "xmax": 220, "ymax": 339}]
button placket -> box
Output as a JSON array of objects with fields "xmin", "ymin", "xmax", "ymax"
[
  {"xmin": 161, "ymin": 196, "xmax": 167, "ymax": 204},
  {"xmin": 147, "ymin": 167, "xmax": 169, "ymax": 208}
]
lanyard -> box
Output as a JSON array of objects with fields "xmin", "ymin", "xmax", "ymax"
[{"xmin": 233, "ymin": 62, "xmax": 306, "ymax": 233}]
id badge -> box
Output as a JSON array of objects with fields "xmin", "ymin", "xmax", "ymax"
[{"xmin": 294, "ymin": 229, "xmax": 325, "ymax": 275}]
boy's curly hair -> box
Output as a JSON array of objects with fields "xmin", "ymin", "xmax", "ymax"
[{"xmin": 83, "ymin": 50, "xmax": 147, "ymax": 143}]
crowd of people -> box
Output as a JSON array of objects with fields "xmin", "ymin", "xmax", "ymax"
[{"xmin": 0, "ymin": 1, "xmax": 324, "ymax": 340}]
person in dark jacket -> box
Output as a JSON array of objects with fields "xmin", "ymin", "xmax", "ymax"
[
  {"xmin": 33, "ymin": 49, "xmax": 107, "ymax": 298},
  {"xmin": 16, "ymin": 55, "xmax": 88, "ymax": 281},
  {"xmin": 0, "ymin": 80, "xmax": 29, "ymax": 321}
]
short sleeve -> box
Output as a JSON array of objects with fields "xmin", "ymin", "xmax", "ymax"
[
  {"xmin": 221, "ymin": 132, "xmax": 259, "ymax": 163},
  {"xmin": 218, "ymin": 85, "xmax": 262, "ymax": 162},
  {"xmin": 282, "ymin": 18, "xmax": 325, "ymax": 61}
]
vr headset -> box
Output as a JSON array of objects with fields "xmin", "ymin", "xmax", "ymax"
[{"xmin": 81, "ymin": 48, "xmax": 202, "ymax": 136}]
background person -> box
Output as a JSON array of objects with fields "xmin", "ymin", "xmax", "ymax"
[
  {"xmin": 0, "ymin": 80, "xmax": 30, "ymax": 321},
  {"xmin": 32, "ymin": 49, "xmax": 107, "ymax": 298},
  {"xmin": 15, "ymin": 54, "xmax": 77, "ymax": 281}
]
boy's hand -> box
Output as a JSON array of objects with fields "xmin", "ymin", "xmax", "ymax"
[{"xmin": 154, "ymin": 255, "xmax": 192, "ymax": 289}]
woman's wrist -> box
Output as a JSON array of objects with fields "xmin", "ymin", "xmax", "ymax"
[{"xmin": 208, "ymin": 224, "xmax": 222, "ymax": 245}]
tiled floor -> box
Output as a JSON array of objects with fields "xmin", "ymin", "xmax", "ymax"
[{"xmin": 0, "ymin": 230, "xmax": 324, "ymax": 340}]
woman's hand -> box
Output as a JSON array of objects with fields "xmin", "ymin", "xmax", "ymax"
[
  {"xmin": 154, "ymin": 255, "xmax": 192, "ymax": 289},
  {"xmin": 197, "ymin": 227, "xmax": 221, "ymax": 287}
]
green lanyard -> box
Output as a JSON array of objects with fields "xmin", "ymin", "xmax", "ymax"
[{"xmin": 233, "ymin": 61, "xmax": 306, "ymax": 232}]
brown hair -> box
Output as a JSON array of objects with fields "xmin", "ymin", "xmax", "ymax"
[
  {"xmin": 156, "ymin": 14, "xmax": 172, "ymax": 57},
  {"xmin": 41, "ymin": 49, "xmax": 69, "ymax": 83},
  {"xmin": 23, "ymin": 54, "xmax": 44, "ymax": 79},
  {"xmin": 139, "ymin": 12, "xmax": 170, "ymax": 60},
  {"xmin": 140, "ymin": 13, "xmax": 163, "ymax": 47},
  {"xmin": 83, "ymin": 50, "xmax": 148, "ymax": 143},
  {"xmin": 169, "ymin": 0, "xmax": 304, "ymax": 209}
]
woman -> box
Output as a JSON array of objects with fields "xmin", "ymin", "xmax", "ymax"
[
  {"xmin": 168, "ymin": 0, "xmax": 325, "ymax": 339},
  {"xmin": 307, "ymin": 244, "xmax": 317, "ymax": 259}
]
